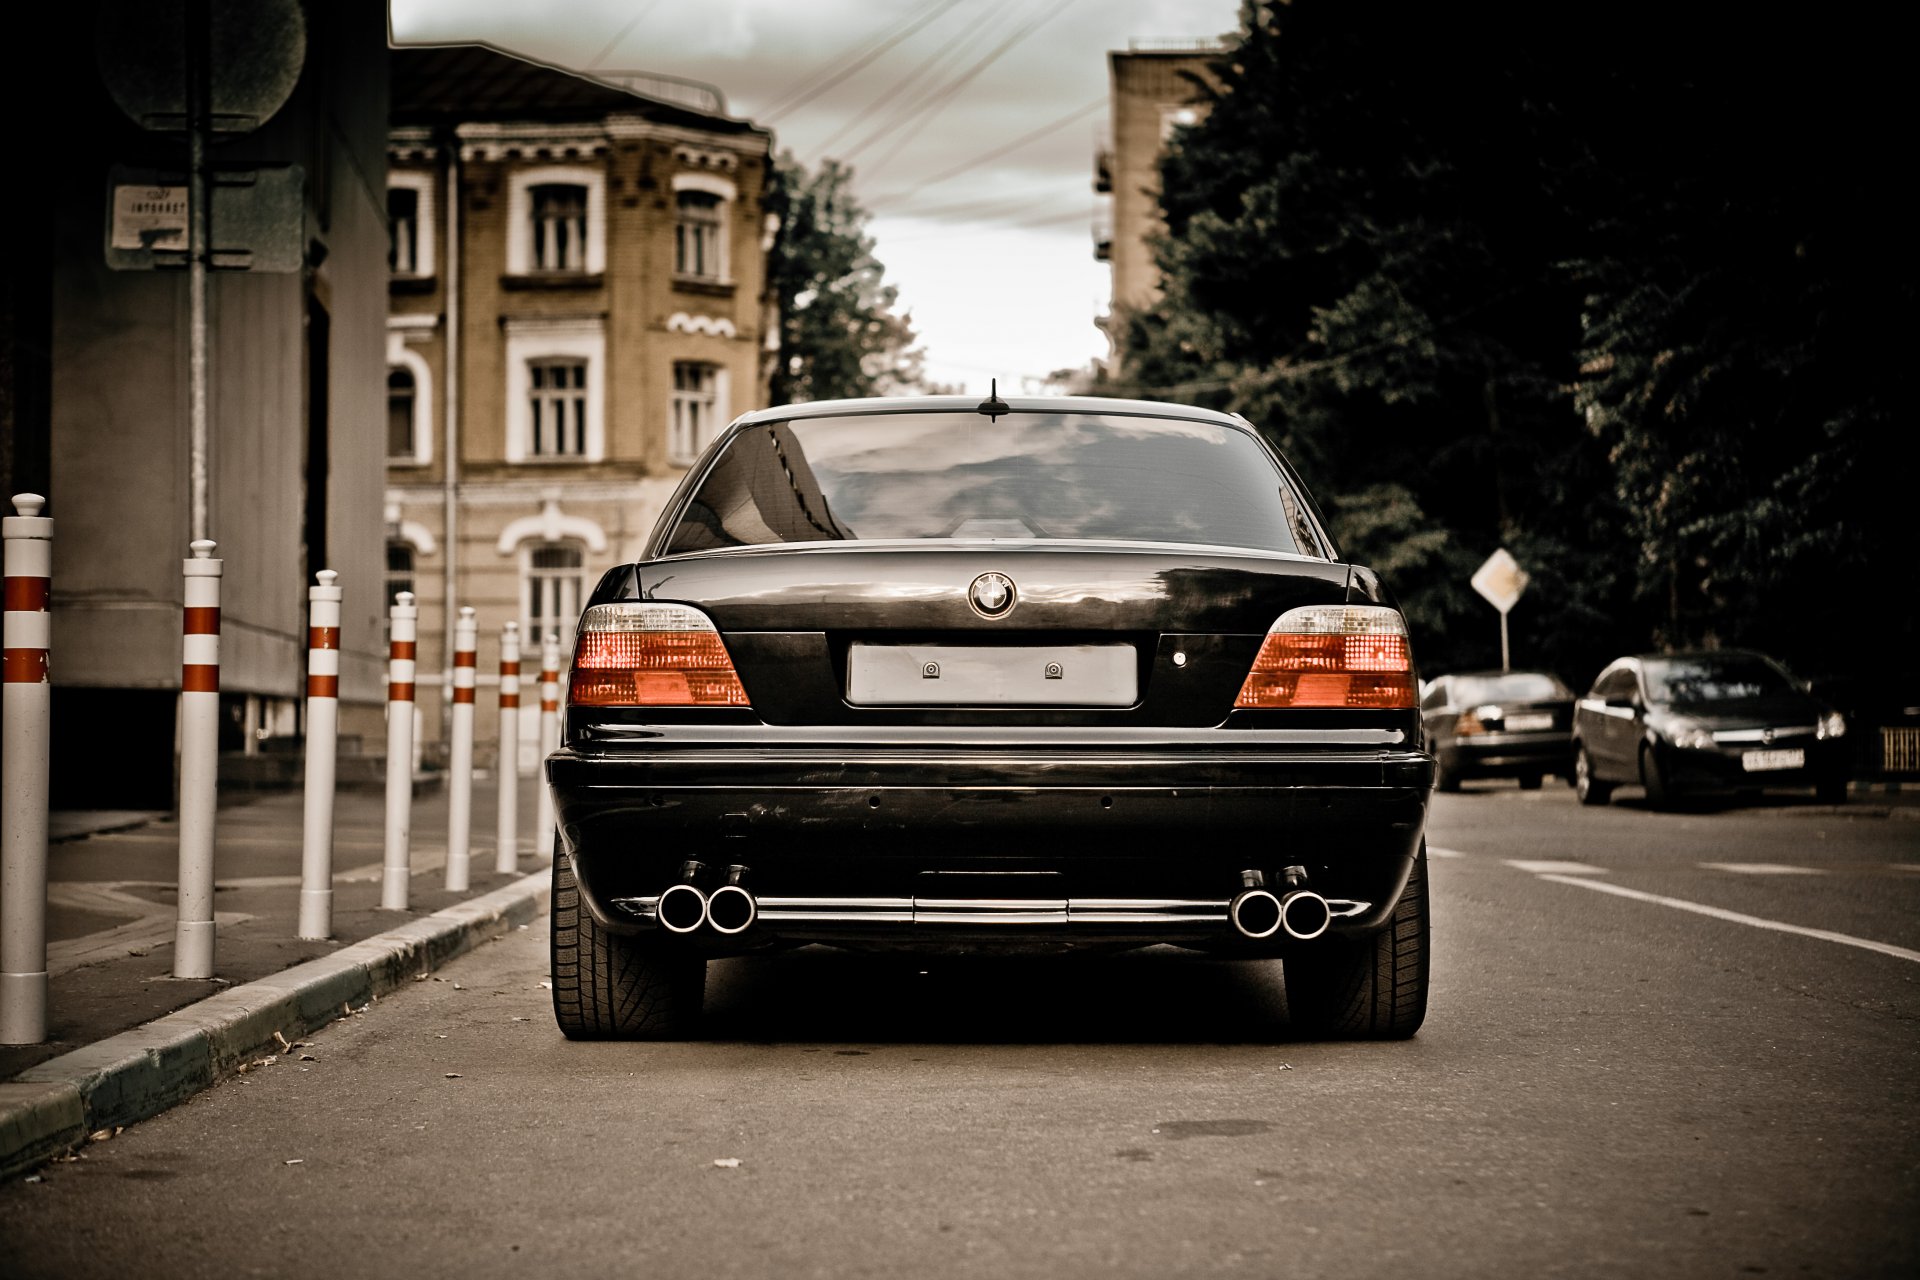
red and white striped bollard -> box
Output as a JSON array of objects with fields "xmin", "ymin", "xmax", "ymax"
[
  {"xmin": 445, "ymin": 606, "xmax": 477, "ymax": 891},
  {"xmin": 495, "ymin": 621, "xmax": 521, "ymax": 874},
  {"xmin": 298, "ymin": 569, "xmax": 341, "ymax": 939},
  {"xmin": 382, "ymin": 591, "xmax": 417, "ymax": 910},
  {"xmin": 2, "ymin": 494, "xmax": 53, "ymax": 1044},
  {"xmin": 534, "ymin": 630, "xmax": 561, "ymax": 856},
  {"xmin": 176, "ymin": 539, "xmax": 222, "ymax": 979}
]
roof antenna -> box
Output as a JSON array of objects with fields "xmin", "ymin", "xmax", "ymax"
[{"xmin": 976, "ymin": 377, "xmax": 1011, "ymax": 420}]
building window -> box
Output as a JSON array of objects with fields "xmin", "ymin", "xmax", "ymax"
[
  {"xmin": 526, "ymin": 542, "xmax": 586, "ymax": 658},
  {"xmin": 675, "ymin": 191, "xmax": 724, "ymax": 279},
  {"xmin": 389, "ymin": 188, "xmax": 419, "ymax": 274},
  {"xmin": 385, "ymin": 542, "xmax": 415, "ymax": 610},
  {"xmin": 670, "ymin": 362, "xmax": 724, "ymax": 464},
  {"xmin": 530, "ymin": 183, "xmax": 588, "ymax": 272},
  {"xmin": 528, "ymin": 359, "xmax": 588, "ymax": 458},
  {"xmin": 387, "ymin": 367, "xmax": 416, "ymax": 459}
]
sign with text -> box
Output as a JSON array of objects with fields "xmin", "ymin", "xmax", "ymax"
[
  {"xmin": 1470, "ymin": 548, "xmax": 1529, "ymax": 615},
  {"xmin": 110, "ymin": 185, "xmax": 188, "ymax": 251}
]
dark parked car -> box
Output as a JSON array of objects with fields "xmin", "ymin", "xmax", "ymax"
[
  {"xmin": 1570, "ymin": 650, "xmax": 1849, "ymax": 808},
  {"xmin": 1420, "ymin": 669, "xmax": 1575, "ymax": 790},
  {"xmin": 545, "ymin": 395, "xmax": 1433, "ymax": 1040}
]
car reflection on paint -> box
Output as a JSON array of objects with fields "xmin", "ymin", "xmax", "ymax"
[
  {"xmin": 1570, "ymin": 650, "xmax": 1850, "ymax": 809},
  {"xmin": 1419, "ymin": 669, "xmax": 1575, "ymax": 791},
  {"xmin": 542, "ymin": 394, "xmax": 1435, "ymax": 1041}
]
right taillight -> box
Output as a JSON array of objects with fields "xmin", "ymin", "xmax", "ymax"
[
  {"xmin": 1234, "ymin": 605, "xmax": 1417, "ymax": 709},
  {"xmin": 568, "ymin": 603, "xmax": 750, "ymax": 707}
]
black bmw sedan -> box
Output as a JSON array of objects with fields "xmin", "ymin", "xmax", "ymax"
[
  {"xmin": 545, "ymin": 395, "xmax": 1433, "ymax": 1040},
  {"xmin": 1571, "ymin": 650, "xmax": 1849, "ymax": 808}
]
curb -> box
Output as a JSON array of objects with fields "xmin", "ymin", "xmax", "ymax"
[{"xmin": 0, "ymin": 869, "xmax": 549, "ymax": 1180}]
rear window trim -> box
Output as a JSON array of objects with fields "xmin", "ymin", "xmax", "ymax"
[
  {"xmin": 642, "ymin": 537, "xmax": 1338, "ymax": 567},
  {"xmin": 647, "ymin": 410, "xmax": 1333, "ymax": 563}
]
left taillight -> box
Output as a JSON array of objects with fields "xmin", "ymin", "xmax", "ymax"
[
  {"xmin": 1234, "ymin": 604, "xmax": 1417, "ymax": 710},
  {"xmin": 568, "ymin": 603, "xmax": 750, "ymax": 708}
]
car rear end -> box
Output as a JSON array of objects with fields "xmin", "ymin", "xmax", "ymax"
[{"xmin": 546, "ymin": 398, "xmax": 1434, "ymax": 1038}]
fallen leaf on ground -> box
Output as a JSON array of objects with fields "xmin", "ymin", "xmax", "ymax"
[
  {"xmin": 88, "ymin": 1129, "xmax": 113, "ymax": 1143},
  {"xmin": 23, "ymin": 1174, "xmax": 42, "ymax": 1183},
  {"xmin": 537, "ymin": 981, "xmax": 553, "ymax": 990},
  {"xmin": 712, "ymin": 1158, "xmax": 742, "ymax": 1169},
  {"xmin": 284, "ymin": 1159, "xmax": 304, "ymax": 1166},
  {"xmin": 272, "ymin": 1031, "xmax": 293, "ymax": 1053},
  {"xmin": 444, "ymin": 1073, "xmax": 463, "ymax": 1079},
  {"xmin": 299, "ymin": 1054, "xmax": 317, "ymax": 1062}
]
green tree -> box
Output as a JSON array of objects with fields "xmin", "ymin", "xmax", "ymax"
[{"xmin": 766, "ymin": 153, "xmax": 926, "ymax": 403}]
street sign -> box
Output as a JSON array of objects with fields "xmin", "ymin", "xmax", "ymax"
[
  {"xmin": 95, "ymin": 0, "xmax": 306, "ymax": 135},
  {"xmin": 106, "ymin": 165, "xmax": 305, "ymax": 272},
  {"xmin": 1470, "ymin": 548, "xmax": 1529, "ymax": 616}
]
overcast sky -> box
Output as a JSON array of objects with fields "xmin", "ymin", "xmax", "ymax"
[{"xmin": 388, "ymin": 0, "xmax": 1244, "ymax": 394}]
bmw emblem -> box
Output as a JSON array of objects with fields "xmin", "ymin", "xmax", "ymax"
[{"xmin": 968, "ymin": 572, "xmax": 1016, "ymax": 618}]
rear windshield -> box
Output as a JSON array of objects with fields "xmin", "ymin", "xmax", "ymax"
[
  {"xmin": 660, "ymin": 412, "xmax": 1308, "ymax": 556},
  {"xmin": 1453, "ymin": 672, "xmax": 1572, "ymax": 705},
  {"xmin": 1644, "ymin": 655, "xmax": 1796, "ymax": 705}
]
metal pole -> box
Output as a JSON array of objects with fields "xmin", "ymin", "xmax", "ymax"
[
  {"xmin": 382, "ymin": 591, "xmax": 417, "ymax": 910},
  {"xmin": 1500, "ymin": 610, "xmax": 1510, "ymax": 673},
  {"xmin": 175, "ymin": 539, "xmax": 222, "ymax": 978},
  {"xmin": 534, "ymin": 631, "xmax": 560, "ymax": 856},
  {"xmin": 186, "ymin": 0, "xmax": 212, "ymax": 545},
  {"xmin": 495, "ymin": 621, "xmax": 520, "ymax": 874},
  {"xmin": 298, "ymin": 569, "xmax": 341, "ymax": 939},
  {"xmin": 2, "ymin": 494, "xmax": 53, "ymax": 1044},
  {"xmin": 445, "ymin": 606, "xmax": 477, "ymax": 891},
  {"xmin": 441, "ymin": 145, "xmax": 461, "ymax": 747}
]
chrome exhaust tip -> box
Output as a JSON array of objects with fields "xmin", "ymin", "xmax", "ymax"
[
  {"xmin": 706, "ymin": 884, "xmax": 757, "ymax": 935},
  {"xmin": 1279, "ymin": 890, "xmax": 1331, "ymax": 941},
  {"xmin": 1229, "ymin": 869, "xmax": 1285, "ymax": 939},
  {"xmin": 656, "ymin": 882, "xmax": 709, "ymax": 934}
]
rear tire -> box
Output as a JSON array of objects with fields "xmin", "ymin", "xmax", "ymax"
[
  {"xmin": 1574, "ymin": 744, "xmax": 1611, "ymax": 806},
  {"xmin": 1815, "ymin": 777, "xmax": 1849, "ymax": 805},
  {"xmin": 1284, "ymin": 844, "xmax": 1429, "ymax": 1039},
  {"xmin": 551, "ymin": 849, "xmax": 705, "ymax": 1040},
  {"xmin": 1640, "ymin": 745, "xmax": 1673, "ymax": 810},
  {"xmin": 1517, "ymin": 771, "xmax": 1543, "ymax": 791}
]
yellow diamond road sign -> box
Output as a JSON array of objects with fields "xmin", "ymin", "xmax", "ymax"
[{"xmin": 1471, "ymin": 548, "xmax": 1528, "ymax": 615}]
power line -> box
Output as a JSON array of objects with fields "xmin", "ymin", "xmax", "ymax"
[
  {"xmin": 877, "ymin": 95, "xmax": 1104, "ymax": 196},
  {"xmin": 859, "ymin": 0, "xmax": 1083, "ymax": 179},
  {"xmin": 583, "ymin": 0, "xmax": 666, "ymax": 71},
  {"xmin": 833, "ymin": 0, "xmax": 1020, "ymax": 162},
  {"xmin": 878, "ymin": 205, "xmax": 1092, "ymax": 244},
  {"xmin": 812, "ymin": 0, "xmax": 1016, "ymax": 155},
  {"xmin": 760, "ymin": 0, "xmax": 962, "ymax": 121}
]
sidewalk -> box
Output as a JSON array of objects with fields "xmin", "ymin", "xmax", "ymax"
[{"xmin": 2, "ymin": 775, "xmax": 552, "ymax": 1175}]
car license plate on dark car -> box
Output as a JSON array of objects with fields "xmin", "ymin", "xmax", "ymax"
[
  {"xmin": 1742, "ymin": 748, "xmax": 1805, "ymax": 772},
  {"xmin": 848, "ymin": 643, "xmax": 1136, "ymax": 706}
]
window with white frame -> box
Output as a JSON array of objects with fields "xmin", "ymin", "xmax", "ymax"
[
  {"xmin": 504, "ymin": 318, "xmax": 605, "ymax": 463},
  {"xmin": 387, "ymin": 367, "xmax": 416, "ymax": 459},
  {"xmin": 528, "ymin": 359, "xmax": 588, "ymax": 458},
  {"xmin": 670, "ymin": 362, "xmax": 725, "ymax": 464},
  {"xmin": 530, "ymin": 183, "xmax": 588, "ymax": 272},
  {"xmin": 675, "ymin": 191, "xmax": 724, "ymax": 279},
  {"xmin": 506, "ymin": 167, "xmax": 605, "ymax": 277},
  {"xmin": 525, "ymin": 542, "xmax": 586, "ymax": 659},
  {"xmin": 386, "ymin": 173, "xmax": 435, "ymax": 277}
]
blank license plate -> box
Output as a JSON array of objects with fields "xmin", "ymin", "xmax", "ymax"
[
  {"xmin": 848, "ymin": 643, "xmax": 1136, "ymax": 706},
  {"xmin": 1505, "ymin": 713, "xmax": 1553, "ymax": 732},
  {"xmin": 1742, "ymin": 748, "xmax": 1805, "ymax": 772}
]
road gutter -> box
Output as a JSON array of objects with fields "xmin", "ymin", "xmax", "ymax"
[{"xmin": 1, "ymin": 869, "xmax": 549, "ymax": 1180}]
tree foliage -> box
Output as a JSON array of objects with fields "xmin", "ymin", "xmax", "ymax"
[
  {"xmin": 766, "ymin": 153, "xmax": 928, "ymax": 404},
  {"xmin": 1113, "ymin": 5, "xmax": 1907, "ymax": 681}
]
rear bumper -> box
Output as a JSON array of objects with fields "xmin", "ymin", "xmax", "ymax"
[
  {"xmin": 1656, "ymin": 738, "xmax": 1849, "ymax": 792},
  {"xmin": 1440, "ymin": 731, "xmax": 1570, "ymax": 776},
  {"xmin": 546, "ymin": 739, "xmax": 1432, "ymax": 952}
]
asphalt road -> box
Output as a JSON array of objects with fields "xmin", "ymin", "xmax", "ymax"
[{"xmin": 3, "ymin": 783, "xmax": 1916, "ymax": 1279}]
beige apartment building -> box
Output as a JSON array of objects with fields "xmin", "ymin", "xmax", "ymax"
[
  {"xmin": 1095, "ymin": 41, "xmax": 1226, "ymax": 329},
  {"xmin": 384, "ymin": 45, "xmax": 774, "ymax": 764}
]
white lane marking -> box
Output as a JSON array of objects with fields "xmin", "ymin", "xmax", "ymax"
[
  {"xmin": 1505, "ymin": 860, "xmax": 1609, "ymax": 876},
  {"xmin": 1537, "ymin": 874, "xmax": 1920, "ymax": 965},
  {"xmin": 1892, "ymin": 865, "xmax": 1920, "ymax": 873},
  {"xmin": 1699, "ymin": 862, "xmax": 1824, "ymax": 875},
  {"xmin": 1428, "ymin": 847, "xmax": 1468, "ymax": 859}
]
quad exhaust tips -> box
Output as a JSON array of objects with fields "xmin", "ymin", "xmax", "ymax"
[
  {"xmin": 1230, "ymin": 868, "xmax": 1332, "ymax": 941},
  {"xmin": 706, "ymin": 865, "xmax": 758, "ymax": 935},
  {"xmin": 657, "ymin": 860, "xmax": 710, "ymax": 934},
  {"xmin": 656, "ymin": 861, "xmax": 759, "ymax": 935}
]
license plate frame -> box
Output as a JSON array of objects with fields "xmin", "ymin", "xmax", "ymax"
[
  {"xmin": 1504, "ymin": 712, "xmax": 1554, "ymax": 732},
  {"xmin": 847, "ymin": 643, "xmax": 1137, "ymax": 707},
  {"xmin": 1741, "ymin": 748, "xmax": 1805, "ymax": 773}
]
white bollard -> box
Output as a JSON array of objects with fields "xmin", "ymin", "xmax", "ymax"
[
  {"xmin": 176, "ymin": 539, "xmax": 222, "ymax": 979},
  {"xmin": 495, "ymin": 621, "xmax": 521, "ymax": 875},
  {"xmin": 445, "ymin": 606, "xmax": 477, "ymax": 892},
  {"xmin": 298, "ymin": 569, "xmax": 341, "ymax": 940},
  {"xmin": 2, "ymin": 494, "xmax": 53, "ymax": 1044},
  {"xmin": 534, "ymin": 630, "xmax": 561, "ymax": 857},
  {"xmin": 382, "ymin": 591, "xmax": 418, "ymax": 911}
]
